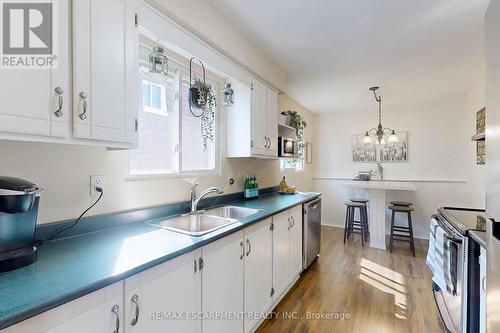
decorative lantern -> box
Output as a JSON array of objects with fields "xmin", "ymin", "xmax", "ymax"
[
  {"xmin": 149, "ymin": 46, "xmax": 168, "ymax": 75},
  {"xmin": 221, "ymin": 83, "xmax": 234, "ymax": 106}
]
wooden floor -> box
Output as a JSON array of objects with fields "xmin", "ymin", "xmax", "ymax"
[{"xmin": 256, "ymin": 226, "xmax": 444, "ymax": 333}]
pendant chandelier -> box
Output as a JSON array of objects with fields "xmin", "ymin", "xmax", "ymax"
[{"xmin": 362, "ymin": 86, "xmax": 399, "ymax": 145}]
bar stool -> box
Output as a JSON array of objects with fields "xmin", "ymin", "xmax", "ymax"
[
  {"xmin": 390, "ymin": 201, "xmax": 412, "ymax": 207},
  {"xmin": 344, "ymin": 201, "xmax": 369, "ymax": 247},
  {"xmin": 350, "ymin": 198, "xmax": 369, "ymax": 241},
  {"xmin": 388, "ymin": 205, "xmax": 415, "ymax": 256}
]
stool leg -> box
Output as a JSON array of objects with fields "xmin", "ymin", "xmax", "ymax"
[
  {"xmin": 408, "ymin": 211, "xmax": 415, "ymax": 257},
  {"xmin": 363, "ymin": 206, "xmax": 369, "ymax": 242},
  {"xmin": 343, "ymin": 207, "xmax": 349, "ymax": 244},
  {"xmin": 358, "ymin": 207, "xmax": 365, "ymax": 247},
  {"xmin": 389, "ymin": 210, "xmax": 395, "ymax": 253}
]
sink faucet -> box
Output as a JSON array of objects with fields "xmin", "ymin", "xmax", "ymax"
[{"xmin": 190, "ymin": 183, "xmax": 224, "ymax": 213}]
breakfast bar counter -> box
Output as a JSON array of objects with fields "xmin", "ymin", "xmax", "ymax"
[{"xmin": 343, "ymin": 180, "xmax": 417, "ymax": 249}]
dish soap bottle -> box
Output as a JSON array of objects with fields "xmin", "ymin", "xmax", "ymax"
[{"xmin": 279, "ymin": 176, "xmax": 288, "ymax": 192}]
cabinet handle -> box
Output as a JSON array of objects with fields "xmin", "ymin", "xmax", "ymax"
[
  {"xmin": 482, "ymin": 276, "xmax": 487, "ymax": 292},
  {"xmin": 287, "ymin": 217, "xmax": 291, "ymax": 230},
  {"xmin": 240, "ymin": 241, "xmax": 244, "ymax": 260},
  {"xmin": 54, "ymin": 87, "xmax": 64, "ymax": 117},
  {"xmin": 267, "ymin": 137, "xmax": 272, "ymax": 149},
  {"xmin": 194, "ymin": 259, "xmax": 197, "ymax": 273},
  {"xmin": 130, "ymin": 294, "xmax": 140, "ymax": 326},
  {"xmin": 251, "ymin": 140, "xmax": 254, "ymax": 148},
  {"xmin": 290, "ymin": 216, "xmax": 295, "ymax": 228},
  {"xmin": 79, "ymin": 92, "xmax": 88, "ymax": 120},
  {"xmin": 111, "ymin": 304, "xmax": 120, "ymax": 333},
  {"xmin": 246, "ymin": 238, "xmax": 251, "ymax": 256}
]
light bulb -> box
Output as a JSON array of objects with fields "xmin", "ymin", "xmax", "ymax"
[
  {"xmin": 362, "ymin": 132, "xmax": 372, "ymax": 144},
  {"xmin": 388, "ymin": 130, "xmax": 399, "ymax": 143}
]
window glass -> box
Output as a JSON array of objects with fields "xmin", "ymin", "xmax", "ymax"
[
  {"xmin": 180, "ymin": 77, "xmax": 216, "ymax": 171},
  {"xmin": 129, "ymin": 70, "xmax": 179, "ymax": 175},
  {"xmin": 129, "ymin": 55, "xmax": 219, "ymax": 177}
]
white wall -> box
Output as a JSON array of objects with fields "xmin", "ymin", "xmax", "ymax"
[
  {"xmin": 313, "ymin": 92, "xmax": 486, "ymax": 239},
  {"xmin": 145, "ymin": 0, "xmax": 287, "ymax": 90}
]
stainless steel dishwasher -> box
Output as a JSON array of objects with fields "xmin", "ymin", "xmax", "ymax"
[{"xmin": 303, "ymin": 198, "xmax": 321, "ymax": 269}]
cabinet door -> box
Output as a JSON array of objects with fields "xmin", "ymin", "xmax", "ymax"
[
  {"xmin": 202, "ymin": 231, "xmax": 244, "ymax": 333},
  {"xmin": 124, "ymin": 250, "xmax": 201, "ymax": 333},
  {"xmin": 265, "ymin": 87, "xmax": 278, "ymax": 157},
  {"xmin": 244, "ymin": 218, "xmax": 273, "ymax": 333},
  {"xmin": 3, "ymin": 283, "xmax": 123, "ymax": 333},
  {"xmin": 272, "ymin": 210, "xmax": 291, "ymax": 300},
  {"xmin": 0, "ymin": 0, "xmax": 69, "ymax": 139},
  {"xmin": 73, "ymin": 0, "xmax": 138, "ymax": 146},
  {"xmin": 251, "ymin": 78, "xmax": 268, "ymax": 155},
  {"xmin": 289, "ymin": 206, "xmax": 303, "ymax": 279}
]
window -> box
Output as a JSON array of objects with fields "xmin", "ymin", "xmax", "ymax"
[
  {"xmin": 129, "ymin": 58, "xmax": 219, "ymax": 177},
  {"xmin": 142, "ymin": 79, "xmax": 167, "ymax": 115},
  {"xmin": 280, "ymin": 146, "xmax": 304, "ymax": 172}
]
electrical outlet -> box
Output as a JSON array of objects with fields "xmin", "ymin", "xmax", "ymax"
[{"xmin": 90, "ymin": 175, "xmax": 104, "ymax": 196}]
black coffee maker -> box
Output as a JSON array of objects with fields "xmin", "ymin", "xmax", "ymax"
[{"xmin": 0, "ymin": 177, "xmax": 42, "ymax": 272}]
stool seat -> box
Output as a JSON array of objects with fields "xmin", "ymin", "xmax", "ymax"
[
  {"xmin": 350, "ymin": 198, "xmax": 369, "ymax": 204},
  {"xmin": 345, "ymin": 201, "xmax": 366, "ymax": 207},
  {"xmin": 389, "ymin": 205, "xmax": 414, "ymax": 212},
  {"xmin": 390, "ymin": 201, "xmax": 412, "ymax": 207}
]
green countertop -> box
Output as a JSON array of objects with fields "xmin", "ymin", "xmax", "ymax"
[{"xmin": 0, "ymin": 191, "xmax": 320, "ymax": 329}]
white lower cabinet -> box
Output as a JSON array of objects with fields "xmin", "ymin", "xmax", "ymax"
[
  {"xmin": 3, "ymin": 283, "xmax": 123, "ymax": 333},
  {"xmin": 201, "ymin": 231, "xmax": 244, "ymax": 333},
  {"xmin": 124, "ymin": 250, "xmax": 202, "ymax": 333},
  {"xmin": 2, "ymin": 205, "xmax": 305, "ymax": 333},
  {"xmin": 244, "ymin": 218, "xmax": 273, "ymax": 333},
  {"xmin": 272, "ymin": 210, "xmax": 292, "ymax": 299},
  {"xmin": 290, "ymin": 206, "xmax": 303, "ymax": 279}
]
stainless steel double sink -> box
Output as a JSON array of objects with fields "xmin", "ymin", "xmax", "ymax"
[{"xmin": 150, "ymin": 206, "xmax": 263, "ymax": 236}]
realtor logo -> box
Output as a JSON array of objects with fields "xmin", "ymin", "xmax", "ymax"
[{"xmin": 1, "ymin": 0, "xmax": 57, "ymax": 68}]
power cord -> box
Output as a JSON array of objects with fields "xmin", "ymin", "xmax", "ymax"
[{"xmin": 44, "ymin": 187, "xmax": 104, "ymax": 242}]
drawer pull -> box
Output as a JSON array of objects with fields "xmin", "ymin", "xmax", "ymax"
[
  {"xmin": 111, "ymin": 304, "xmax": 120, "ymax": 333},
  {"xmin": 54, "ymin": 87, "xmax": 64, "ymax": 117},
  {"xmin": 131, "ymin": 294, "xmax": 140, "ymax": 326}
]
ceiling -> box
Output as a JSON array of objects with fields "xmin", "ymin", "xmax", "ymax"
[{"xmin": 207, "ymin": 0, "xmax": 489, "ymax": 113}]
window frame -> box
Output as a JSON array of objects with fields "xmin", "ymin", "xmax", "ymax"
[{"xmin": 128, "ymin": 53, "xmax": 221, "ymax": 180}]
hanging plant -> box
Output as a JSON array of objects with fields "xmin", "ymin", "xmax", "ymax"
[
  {"xmin": 189, "ymin": 58, "xmax": 217, "ymax": 150},
  {"xmin": 281, "ymin": 109, "xmax": 307, "ymax": 157}
]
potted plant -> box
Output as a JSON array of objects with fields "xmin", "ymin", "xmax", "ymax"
[
  {"xmin": 281, "ymin": 110, "xmax": 307, "ymax": 156},
  {"xmin": 188, "ymin": 58, "xmax": 217, "ymax": 150}
]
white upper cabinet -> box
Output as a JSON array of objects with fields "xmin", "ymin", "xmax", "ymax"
[
  {"xmin": 251, "ymin": 78, "xmax": 268, "ymax": 155},
  {"xmin": 244, "ymin": 218, "xmax": 273, "ymax": 333},
  {"xmin": 266, "ymin": 87, "xmax": 278, "ymax": 156},
  {"xmin": 227, "ymin": 77, "xmax": 279, "ymax": 158},
  {"xmin": 73, "ymin": 0, "xmax": 138, "ymax": 148},
  {"xmin": 124, "ymin": 250, "xmax": 202, "ymax": 333},
  {"xmin": 0, "ymin": 0, "xmax": 70, "ymax": 140}
]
